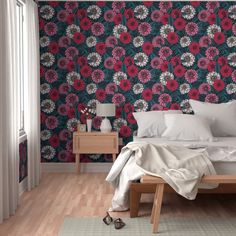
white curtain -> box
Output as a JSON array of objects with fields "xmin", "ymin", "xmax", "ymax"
[
  {"xmin": 25, "ymin": 0, "xmax": 41, "ymax": 191},
  {"xmin": 0, "ymin": 0, "xmax": 19, "ymax": 223}
]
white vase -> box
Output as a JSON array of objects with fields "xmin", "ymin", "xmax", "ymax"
[{"xmin": 86, "ymin": 119, "xmax": 92, "ymax": 132}]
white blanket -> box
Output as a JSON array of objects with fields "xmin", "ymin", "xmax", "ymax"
[{"xmin": 106, "ymin": 142, "xmax": 216, "ymax": 211}]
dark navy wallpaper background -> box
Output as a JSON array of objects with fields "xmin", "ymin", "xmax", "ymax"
[
  {"xmin": 39, "ymin": 1, "xmax": 236, "ymax": 163},
  {"xmin": 19, "ymin": 140, "xmax": 28, "ymax": 182}
]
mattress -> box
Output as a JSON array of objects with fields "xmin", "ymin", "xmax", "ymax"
[{"xmin": 133, "ymin": 136, "xmax": 236, "ymax": 175}]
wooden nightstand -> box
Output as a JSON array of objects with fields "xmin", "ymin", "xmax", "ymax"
[{"xmin": 73, "ymin": 132, "xmax": 119, "ymax": 173}]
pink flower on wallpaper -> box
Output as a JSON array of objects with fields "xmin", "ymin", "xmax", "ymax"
[
  {"xmin": 206, "ymin": 2, "xmax": 219, "ymax": 13},
  {"xmin": 151, "ymin": 104, "xmax": 164, "ymax": 111},
  {"xmin": 197, "ymin": 58, "xmax": 209, "ymax": 69},
  {"xmin": 57, "ymin": 10, "xmax": 68, "ymax": 22},
  {"xmin": 105, "ymin": 83, "xmax": 118, "ymax": 95},
  {"xmin": 112, "ymin": 47, "xmax": 125, "ymax": 60},
  {"xmin": 232, "ymin": 24, "xmax": 236, "ymax": 36},
  {"xmin": 159, "ymin": 2, "xmax": 172, "ymax": 13},
  {"xmin": 45, "ymin": 116, "xmax": 58, "ymax": 130},
  {"xmin": 105, "ymin": 36, "xmax": 118, "ymax": 48},
  {"xmin": 65, "ymin": 93, "xmax": 79, "ymax": 106},
  {"xmin": 104, "ymin": 57, "xmax": 115, "ymax": 69},
  {"xmin": 198, "ymin": 10, "xmax": 210, "ymax": 22},
  {"xmin": 152, "ymin": 83, "xmax": 164, "ymax": 95},
  {"xmin": 158, "ymin": 93, "xmax": 172, "ymax": 107},
  {"xmin": 65, "ymin": 47, "xmax": 78, "ymax": 60},
  {"xmin": 119, "ymin": 125, "xmax": 131, "ymax": 138},
  {"xmin": 96, "ymin": 89, "xmax": 106, "ymax": 102},
  {"xmin": 151, "ymin": 57, "xmax": 163, "ymax": 69},
  {"xmin": 57, "ymin": 104, "xmax": 69, "ymax": 116},
  {"xmin": 58, "ymin": 150, "xmax": 70, "ymax": 162},
  {"xmin": 206, "ymin": 47, "xmax": 219, "ymax": 60},
  {"xmin": 66, "ymin": 140, "xmax": 73, "ymax": 152},
  {"xmin": 104, "ymin": 10, "xmax": 115, "ymax": 22},
  {"xmin": 57, "ymin": 57, "xmax": 69, "ymax": 69},
  {"xmin": 92, "ymin": 69, "xmax": 105, "ymax": 83},
  {"xmin": 65, "ymin": 2, "xmax": 78, "ymax": 12},
  {"xmin": 232, "ymin": 70, "xmax": 236, "ymax": 82},
  {"xmin": 127, "ymin": 18, "xmax": 138, "ymax": 30},
  {"xmin": 199, "ymin": 36, "xmax": 212, "ymax": 48},
  {"xmin": 152, "ymin": 36, "xmax": 165, "ymax": 48},
  {"xmin": 44, "ymin": 22, "xmax": 57, "ymax": 36},
  {"xmin": 159, "ymin": 47, "xmax": 172, "ymax": 60},
  {"xmin": 59, "ymin": 83, "xmax": 70, "ymax": 95},
  {"xmin": 138, "ymin": 23, "xmax": 151, "ymax": 36},
  {"xmin": 112, "ymin": 93, "xmax": 126, "ymax": 106},
  {"xmin": 138, "ymin": 69, "xmax": 151, "ymax": 83},
  {"xmin": 185, "ymin": 69, "xmax": 198, "ymax": 83},
  {"xmin": 185, "ymin": 22, "xmax": 198, "ymax": 36},
  {"xmin": 112, "ymin": 2, "xmax": 126, "ymax": 13},
  {"xmin": 45, "ymin": 69, "xmax": 58, "ymax": 83},
  {"xmin": 58, "ymin": 36, "xmax": 71, "ymax": 48},
  {"xmin": 91, "ymin": 22, "xmax": 105, "ymax": 36},
  {"xmin": 205, "ymin": 94, "xmax": 219, "ymax": 103},
  {"xmin": 59, "ymin": 129, "xmax": 71, "ymax": 141},
  {"xmin": 151, "ymin": 10, "xmax": 163, "ymax": 22}
]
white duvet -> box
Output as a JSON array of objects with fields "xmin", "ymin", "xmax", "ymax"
[{"xmin": 106, "ymin": 138, "xmax": 236, "ymax": 211}]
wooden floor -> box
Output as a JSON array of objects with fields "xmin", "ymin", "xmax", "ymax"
[{"xmin": 0, "ymin": 173, "xmax": 236, "ymax": 236}]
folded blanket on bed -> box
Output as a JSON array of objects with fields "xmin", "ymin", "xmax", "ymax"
[{"xmin": 106, "ymin": 142, "xmax": 216, "ymax": 211}]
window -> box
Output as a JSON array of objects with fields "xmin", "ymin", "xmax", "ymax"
[{"xmin": 16, "ymin": 0, "xmax": 26, "ymax": 136}]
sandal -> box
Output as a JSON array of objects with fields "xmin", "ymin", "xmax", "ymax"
[
  {"xmin": 103, "ymin": 212, "xmax": 113, "ymax": 225},
  {"xmin": 114, "ymin": 218, "xmax": 126, "ymax": 230}
]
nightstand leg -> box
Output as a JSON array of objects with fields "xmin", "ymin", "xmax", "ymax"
[
  {"xmin": 112, "ymin": 153, "xmax": 116, "ymax": 162},
  {"xmin": 76, "ymin": 154, "xmax": 80, "ymax": 173}
]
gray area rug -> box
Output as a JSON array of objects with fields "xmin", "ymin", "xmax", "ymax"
[{"xmin": 59, "ymin": 216, "xmax": 236, "ymax": 236}]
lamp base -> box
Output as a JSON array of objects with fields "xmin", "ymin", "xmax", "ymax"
[{"xmin": 100, "ymin": 117, "xmax": 112, "ymax": 133}]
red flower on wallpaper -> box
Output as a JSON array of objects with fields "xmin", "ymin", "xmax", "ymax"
[
  {"xmin": 120, "ymin": 125, "xmax": 132, "ymax": 137},
  {"xmin": 218, "ymin": 56, "xmax": 227, "ymax": 66},
  {"xmin": 160, "ymin": 61, "xmax": 169, "ymax": 72},
  {"xmin": 170, "ymin": 103, "xmax": 181, "ymax": 110},
  {"xmin": 207, "ymin": 13, "xmax": 216, "ymax": 25},
  {"xmin": 66, "ymin": 14, "xmax": 75, "ymax": 25},
  {"xmin": 114, "ymin": 61, "xmax": 122, "ymax": 71},
  {"xmin": 189, "ymin": 42, "xmax": 200, "ymax": 55},
  {"xmin": 170, "ymin": 56, "xmax": 181, "ymax": 67},
  {"xmin": 114, "ymin": 13, "xmax": 122, "ymax": 25},
  {"xmin": 48, "ymin": 42, "xmax": 59, "ymax": 54},
  {"xmin": 214, "ymin": 32, "xmax": 225, "ymax": 45},
  {"xmin": 161, "ymin": 13, "xmax": 169, "ymax": 25},
  {"xmin": 67, "ymin": 61, "xmax": 75, "ymax": 71},
  {"xmin": 171, "ymin": 9, "xmax": 181, "ymax": 19},
  {"xmin": 213, "ymin": 79, "xmax": 225, "ymax": 91},
  {"xmin": 127, "ymin": 113, "xmax": 137, "ymax": 124},
  {"xmin": 188, "ymin": 88, "xmax": 200, "ymax": 100},
  {"xmin": 127, "ymin": 65, "xmax": 138, "ymax": 78},
  {"xmin": 120, "ymin": 32, "xmax": 132, "ymax": 44},
  {"xmin": 124, "ymin": 56, "xmax": 134, "ymax": 67},
  {"xmin": 77, "ymin": 9, "xmax": 86, "ymax": 19},
  {"xmin": 221, "ymin": 18, "xmax": 233, "ymax": 30},
  {"xmin": 142, "ymin": 41, "xmax": 154, "ymax": 55},
  {"xmin": 73, "ymin": 32, "xmax": 85, "ymax": 44},
  {"xmin": 174, "ymin": 65, "xmax": 186, "ymax": 77},
  {"xmin": 80, "ymin": 65, "xmax": 92, "ymax": 78},
  {"xmin": 167, "ymin": 32, "xmax": 178, "ymax": 44},
  {"xmin": 96, "ymin": 42, "xmax": 106, "ymax": 55},
  {"xmin": 218, "ymin": 9, "xmax": 228, "ymax": 19},
  {"xmin": 74, "ymin": 80, "xmax": 85, "ymax": 91},
  {"xmin": 207, "ymin": 61, "xmax": 216, "ymax": 72},
  {"xmin": 124, "ymin": 9, "xmax": 134, "ymax": 19},
  {"xmin": 220, "ymin": 65, "xmax": 232, "ymax": 77},
  {"xmin": 166, "ymin": 80, "xmax": 178, "ymax": 92},
  {"xmin": 96, "ymin": 89, "xmax": 106, "ymax": 102},
  {"xmin": 49, "ymin": 135, "xmax": 60, "ymax": 148},
  {"xmin": 142, "ymin": 88, "xmax": 153, "ymax": 101},
  {"xmin": 80, "ymin": 18, "xmax": 92, "ymax": 31},
  {"xmin": 127, "ymin": 18, "xmax": 138, "ymax": 30},
  {"xmin": 77, "ymin": 56, "xmax": 87, "ymax": 66},
  {"xmin": 120, "ymin": 79, "xmax": 131, "ymax": 91},
  {"xmin": 124, "ymin": 103, "xmax": 134, "ymax": 113},
  {"xmin": 173, "ymin": 18, "xmax": 186, "ymax": 30}
]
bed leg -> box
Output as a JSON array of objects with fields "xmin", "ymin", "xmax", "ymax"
[{"xmin": 130, "ymin": 187, "xmax": 142, "ymax": 218}]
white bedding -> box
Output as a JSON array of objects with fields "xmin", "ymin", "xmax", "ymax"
[{"xmin": 106, "ymin": 137, "xmax": 236, "ymax": 211}]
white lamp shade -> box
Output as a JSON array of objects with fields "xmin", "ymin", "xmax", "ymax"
[{"xmin": 96, "ymin": 103, "xmax": 115, "ymax": 117}]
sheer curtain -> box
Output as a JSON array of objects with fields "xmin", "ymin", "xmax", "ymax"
[
  {"xmin": 0, "ymin": 0, "xmax": 19, "ymax": 223},
  {"xmin": 25, "ymin": 0, "xmax": 41, "ymax": 191}
]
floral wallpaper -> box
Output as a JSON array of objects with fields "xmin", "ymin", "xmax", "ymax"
[
  {"xmin": 39, "ymin": 1, "xmax": 236, "ymax": 163},
  {"xmin": 19, "ymin": 140, "xmax": 28, "ymax": 182}
]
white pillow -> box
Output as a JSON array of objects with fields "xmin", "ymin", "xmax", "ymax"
[
  {"xmin": 189, "ymin": 100, "xmax": 236, "ymax": 136},
  {"xmin": 162, "ymin": 114, "xmax": 214, "ymax": 141},
  {"xmin": 133, "ymin": 110, "xmax": 182, "ymax": 138}
]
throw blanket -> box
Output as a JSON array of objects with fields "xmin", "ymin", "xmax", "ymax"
[{"xmin": 106, "ymin": 142, "xmax": 216, "ymax": 211}]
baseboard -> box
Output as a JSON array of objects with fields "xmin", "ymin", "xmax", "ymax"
[
  {"xmin": 41, "ymin": 162, "xmax": 113, "ymax": 173},
  {"xmin": 19, "ymin": 177, "xmax": 28, "ymax": 195}
]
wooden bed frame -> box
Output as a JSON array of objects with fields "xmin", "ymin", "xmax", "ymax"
[
  {"xmin": 140, "ymin": 175, "xmax": 236, "ymax": 233},
  {"xmin": 130, "ymin": 178, "xmax": 236, "ymax": 218}
]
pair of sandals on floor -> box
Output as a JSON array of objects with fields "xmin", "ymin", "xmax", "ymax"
[{"xmin": 103, "ymin": 212, "xmax": 125, "ymax": 230}]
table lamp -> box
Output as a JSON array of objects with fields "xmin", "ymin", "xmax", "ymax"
[{"xmin": 96, "ymin": 103, "xmax": 115, "ymax": 133}]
